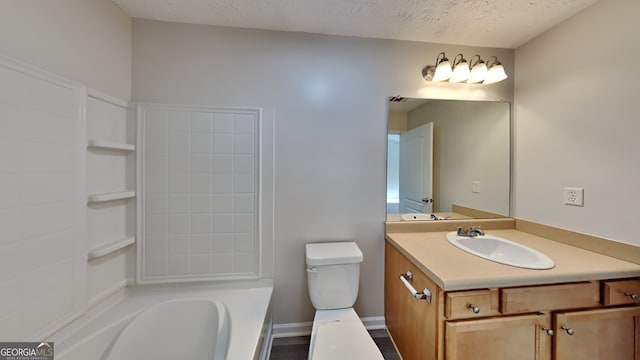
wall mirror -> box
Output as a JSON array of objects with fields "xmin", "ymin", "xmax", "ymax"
[{"xmin": 386, "ymin": 97, "xmax": 510, "ymax": 221}]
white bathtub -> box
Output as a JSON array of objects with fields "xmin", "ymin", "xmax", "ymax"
[
  {"xmin": 51, "ymin": 281, "xmax": 273, "ymax": 360},
  {"xmin": 103, "ymin": 299, "xmax": 229, "ymax": 360}
]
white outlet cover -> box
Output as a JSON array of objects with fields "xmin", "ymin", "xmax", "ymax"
[{"xmin": 564, "ymin": 187, "xmax": 584, "ymax": 206}]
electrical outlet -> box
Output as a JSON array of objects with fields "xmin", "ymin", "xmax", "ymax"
[{"xmin": 564, "ymin": 187, "xmax": 584, "ymax": 206}]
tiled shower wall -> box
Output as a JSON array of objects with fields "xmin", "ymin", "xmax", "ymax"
[{"xmin": 138, "ymin": 105, "xmax": 260, "ymax": 282}]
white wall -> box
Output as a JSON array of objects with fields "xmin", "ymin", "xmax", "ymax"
[
  {"xmin": 131, "ymin": 19, "xmax": 514, "ymax": 325},
  {"xmin": 514, "ymin": 0, "xmax": 640, "ymax": 245},
  {"xmin": 0, "ymin": 0, "xmax": 132, "ymax": 99}
]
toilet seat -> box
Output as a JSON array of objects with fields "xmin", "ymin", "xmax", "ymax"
[{"xmin": 308, "ymin": 308, "xmax": 384, "ymax": 360}]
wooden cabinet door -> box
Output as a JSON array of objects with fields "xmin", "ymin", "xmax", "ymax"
[
  {"xmin": 385, "ymin": 241, "xmax": 440, "ymax": 360},
  {"xmin": 445, "ymin": 313, "xmax": 551, "ymax": 360},
  {"xmin": 554, "ymin": 306, "xmax": 640, "ymax": 360}
]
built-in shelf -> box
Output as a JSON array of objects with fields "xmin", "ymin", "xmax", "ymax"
[
  {"xmin": 88, "ymin": 191, "xmax": 135, "ymax": 203},
  {"xmin": 88, "ymin": 236, "xmax": 135, "ymax": 260},
  {"xmin": 87, "ymin": 140, "xmax": 135, "ymax": 151}
]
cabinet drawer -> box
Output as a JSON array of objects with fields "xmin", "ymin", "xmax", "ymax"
[
  {"xmin": 501, "ymin": 282, "xmax": 600, "ymax": 314},
  {"xmin": 603, "ymin": 279, "xmax": 640, "ymax": 305},
  {"xmin": 445, "ymin": 289, "xmax": 500, "ymax": 319}
]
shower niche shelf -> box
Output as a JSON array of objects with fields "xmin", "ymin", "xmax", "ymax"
[
  {"xmin": 88, "ymin": 139, "xmax": 135, "ymax": 152},
  {"xmin": 88, "ymin": 191, "xmax": 135, "ymax": 203},
  {"xmin": 88, "ymin": 236, "xmax": 136, "ymax": 260}
]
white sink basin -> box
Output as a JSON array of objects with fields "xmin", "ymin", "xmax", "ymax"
[
  {"xmin": 446, "ymin": 232, "xmax": 555, "ymax": 270},
  {"xmin": 401, "ymin": 213, "xmax": 434, "ymax": 221}
]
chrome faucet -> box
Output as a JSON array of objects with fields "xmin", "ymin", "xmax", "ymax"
[{"xmin": 456, "ymin": 226, "xmax": 485, "ymax": 237}]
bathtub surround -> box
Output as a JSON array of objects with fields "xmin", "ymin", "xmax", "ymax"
[
  {"xmin": 0, "ymin": 53, "xmax": 139, "ymax": 340},
  {"xmin": 138, "ymin": 104, "xmax": 275, "ymax": 282},
  {"xmin": 0, "ymin": 56, "xmax": 87, "ymax": 340},
  {"xmin": 0, "ymin": 0, "xmax": 134, "ymax": 341}
]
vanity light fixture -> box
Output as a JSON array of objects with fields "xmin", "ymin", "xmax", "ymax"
[
  {"xmin": 422, "ymin": 52, "xmax": 507, "ymax": 85},
  {"xmin": 483, "ymin": 56, "xmax": 508, "ymax": 85},
  {"xmin": 449, "ymin": 54, "xmax": 470, "ymax": 83},
  {"xmin": 467, "ymin": 55, "xmax": 488, "ymax": 84},
  {"xmin": 421, "ymin": 52, "xmax": 452, "ymax": 82}
]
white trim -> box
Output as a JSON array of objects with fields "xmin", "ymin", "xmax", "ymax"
[
  {"xmin": 361, "ymin": 316, "xmax": 387, "ymax": 330},
  {"xmin": 271, "ymin": 321, "xmax": 313, "ymax": 338},
  {"xmin": 87, "ymin": 88, "xmax": 129, "ymax": 108}
]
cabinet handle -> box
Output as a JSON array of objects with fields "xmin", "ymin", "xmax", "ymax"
[
  {"xmin": 561, "ymin": 325, "xmax": 575, "ymax": 336},
  {"xmin": 399, "ymin": 272, "xmax": 432, "ymax": 303},
  {"xmin": 624, "ymin": 292, "xmax": 639, "ymax": 301},
  {"xmin": 541, "ymin": 327, "xmax": 554, "ymax": 336},
  {"xmin": 468, "ymin": 304, "xmax": 480, "ymax": 314}
]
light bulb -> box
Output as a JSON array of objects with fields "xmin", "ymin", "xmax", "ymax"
[
  {"xmin": 467, "ymin": 62, "xmax": 488, "ymax": 83},
  {"xmin": 483, "ymin": 64, "xmax": 508, "ymax": 85},
  {"xmin": 450, "ymin": 61, "xmax": 470, "ymax": 83},
  {"xmin": 432, "ymin": 60, "xmax": 452, "ymax": 82}
]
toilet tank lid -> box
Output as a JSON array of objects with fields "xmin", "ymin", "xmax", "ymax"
[{"xmin": 306, "ymin": 242, "xmax": 363, "ymax": 266}]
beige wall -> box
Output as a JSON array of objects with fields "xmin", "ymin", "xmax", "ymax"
[
  {"xmin": 0, "ymin": 0, "xmax": 132, "ymax": 99},
  {"xmin": 131, "ymin": 19, "xmax": 514, "ymax": 326},
  {"xmin": 514, "ymin": 0, "xmax": 640, "ymax": 245},
  {"xmin": 388, "ymin": 111, "xmax": 408, "ymax": 133}
]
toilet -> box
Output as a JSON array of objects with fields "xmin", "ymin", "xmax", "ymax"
[{"xmin": 305, "ymin": 242, "xmax": 384, "ymax": 360}]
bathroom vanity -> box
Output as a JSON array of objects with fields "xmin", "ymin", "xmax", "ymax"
[{"xmin": 384, "ymin": 220, "xmax": 640, "ymax": 360}]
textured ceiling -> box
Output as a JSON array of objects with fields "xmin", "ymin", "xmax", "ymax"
[{"xmin": 112, "ymin": 0, "xmax": 598, "ymax": 48}]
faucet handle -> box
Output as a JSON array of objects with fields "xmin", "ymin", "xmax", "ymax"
[{"xmin": 469, "ymin": 225, "xmax": 485, "ymax": 236}]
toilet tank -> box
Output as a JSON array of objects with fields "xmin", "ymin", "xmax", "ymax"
[{"xmin": 305, "ymin": 242, "xmax": 363, "ymax": 310}]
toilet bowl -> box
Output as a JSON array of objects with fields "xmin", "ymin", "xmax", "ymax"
[{"xmin": 305, "ymin": 242, "xmax": 384, "ymax": 360}]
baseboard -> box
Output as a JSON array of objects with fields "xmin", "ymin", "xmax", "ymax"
[
  {"xmin": 362, "ymin": 316, "xmax": 386, "ymax": 330},
  {"xmin": 272, "ymin": 316, "xmax": 386, "ymax": 338},
  {"xmin": 272, "ymin": 321, "xmax": 313, "ymax": 338}
]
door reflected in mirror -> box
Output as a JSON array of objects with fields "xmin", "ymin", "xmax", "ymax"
[{"xmin": 387, "ymin": 98, "xmax": 510, "ymax": 221}]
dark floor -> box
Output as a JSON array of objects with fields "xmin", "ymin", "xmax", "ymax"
[{"xmin": 269, "ymin": 329, "xmax": 401, "ymax": 360}]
